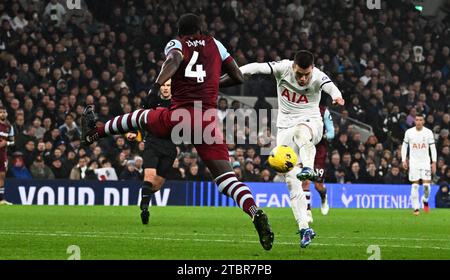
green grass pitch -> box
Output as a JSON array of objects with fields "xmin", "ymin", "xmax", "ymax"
[{"xmin": 0, "ymin": 206, "xmax": 449, "ymax": 260}]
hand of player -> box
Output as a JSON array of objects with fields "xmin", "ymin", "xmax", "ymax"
[
  {"xmin": 333, "ymin": 97, "xmax": 345, "ymax": 106},
  {"xmin": 126, "ymin": 132, "xmax": 138, "ymax": 141},
  {"xmin": 143, "ymin": 82, "xmax": 161, "ymax": 108},
  {"xmin": 402, "ymin": 161, "xmax": 408, "ymax": 170},
  {"xmin": 148, "ymin": 82, "xmax": 161, "ymax": 97},
  {"xmin": 431, "ymin": 162, "xmax": 436, "ymax": 174}
]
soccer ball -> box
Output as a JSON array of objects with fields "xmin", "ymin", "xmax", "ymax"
[{"xmin": 268, "ymin": 145, "xmax": 298, "ymax": 173}]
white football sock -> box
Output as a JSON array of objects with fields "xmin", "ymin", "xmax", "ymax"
[
  {"xmin": 285, "ymin": 166, "xmax": 309, "ymax": 230},
  {"xmin": 422, "ymin": 183, "xmax": 431, "ymax": 204},
  {"xmin": 411, "ymin": 183, "xmax": 420, "ymax": 210}
]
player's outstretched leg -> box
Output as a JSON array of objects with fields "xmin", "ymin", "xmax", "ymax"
[
  {"xmin": 302, "ymin": 180, "xmax": 313, "ymax": 223},
  {"xmin": 298, "ymin": 228, "xmax": 316, "ymax": 248},
  {"xmin": 215, "ymin": 171, "xmax": 274, "ymax": 250},
  {"xmin": 139, "ymin": 181, "xmax": 153, "ymax": 224},
  {"xmin": 293, "ymin": 125, "xmax": 317, "ymax": 181},
  {"xmin": 422, "ymin": 182, "xmax": 431, "ymax": 213},
  {"xmin": 81, "ymin": 105, "xmax": 150, "ymax": 145},
  {"xmin": 315, "ymin": 183, "xmax": 329, "ymax": 215},
  {"xmin": 411, "ymin": 183, "xmax": 420, "ymax": 215},
  {"xmin": 287, "ymin": 167, "xmax": 315, "ymax": 248}
]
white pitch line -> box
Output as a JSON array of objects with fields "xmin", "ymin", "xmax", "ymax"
[
  {"xmin": 1, "ymin": 229, "xmax": 449, "ymax": 243},
  {"xmin": 2, "ymin": 230, "xmax": 450, "ymax": 251}
]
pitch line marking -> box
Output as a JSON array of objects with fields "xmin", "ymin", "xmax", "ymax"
[
  {"xmin": 1, "ymin": 230, "xmax": 450, "ymax": 251},
  {"xmin": 0, "ymin": 229, "xmax": 448, "ymax": 243}
]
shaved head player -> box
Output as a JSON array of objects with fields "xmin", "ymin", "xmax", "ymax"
[{"xmin": 81, "ymin": 14, "xmax": 274, "ymax": 250}]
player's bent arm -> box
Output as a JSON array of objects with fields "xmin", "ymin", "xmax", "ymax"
[
  {"xmin": 155, "ymin": 50, "xmax": 183, "ymax": 86},
  {"xmin": 324, "ymin": 109, "xmax": 335, "ymax": 140},
  {"xmin": 430, "ymin": 143, "xmax": 437, "ymax": 164},
  {"xmin": 322, "ymin": 82, "xmax": 345, "ymax": 105},
  {"xmin": 219, "ymin": 59, "xmax": 244, "ymax": 88},
  {"xmin": 240, "ymin": 62, "xmax": 273, "ymax": 76},
  {"xmin": 401, "ymin": 139, "xmax": 408, "ymax": 165}
]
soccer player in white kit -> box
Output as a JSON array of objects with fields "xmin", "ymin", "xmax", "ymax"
[
  {"xmin": 224, "ymin": 50, "xmax": 345, "ymax": 247},
  {"xmin": 401, "ymin": 114, "xmax": 437, "ymax": 215}
]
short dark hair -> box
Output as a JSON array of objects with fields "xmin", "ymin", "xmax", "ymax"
[
  {"xmin": 178, "ymin": 13, "xmax": 201, "ymax": 36},
  {"xmin": 294, "ymin": 50, "xmax": 314, "ymax": 68}
]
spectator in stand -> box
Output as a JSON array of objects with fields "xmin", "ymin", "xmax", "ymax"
[
  {"xmin": 30, "ymin": 156, "xmax": 55, "ymax": 179},
  {"xmin": 242, "ymin": 159, "xmax": 261, "ymax": 182},
  {"xmin": 383, "ymin": 165, "xmax": 406, "ymax": 184},
  {"xmin": 335, "ymin": 167, "xmax": 346, "ymax": 184},
  {"xmin": 260, "ymin": 169, "xmax": 272, "ymax": 182},
  {"xmin": 8, "ymin": 152, "xmax": 32, "ymax": 179},
  {"xmin": 119, "ymin": 160, "xmax": 141, "ymax": 181},
  {"xmin": 346, "ymin": 162, "xmax": 367, "ymax": 184},
  {"xmin": 435, "ymin": 182, "xmax": 450, "ymax": 208},
  {"xmin": 232, "ymin": 161, "xmax": 243, "ymax": 181},
  {"xmin": 185, "ymin": 164, "xmax": 202, "ymax": 181},
  {"xmin": 366, "ymin": 162, "xmax": 382, "ymax": 184},
  {"xmin": 69, "ymin": 156, "xmax": 88, "ymax": 180},
  {"xmin": 325, "ymin": 152, "xmax": 341, "ymax": 183}
]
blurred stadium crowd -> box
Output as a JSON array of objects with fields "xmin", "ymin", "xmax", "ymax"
[{"xmin": 0, "ymin": 0, "xmax": 449, "ymax": 185}]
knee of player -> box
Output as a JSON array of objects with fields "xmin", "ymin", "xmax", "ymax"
[
  {"xmin": 294, "ymin": 125, "xmax": 312, "ymax": 144},
  {"xmin": 146, "ymin": 176, "xmax": 164, "ymax": 192},
  {"xmin": 144, "ymin": 171, "xmax": 160, "ymax": 188},
  {"xmin": 314, "ymin": 182, "xmax": 325, "ymax": 191},
  {"xmin": 301, "ymin": 180, "xmax": 310, "ymax": 190},
  {"xmin": 153, "ymin": 177, "xmax": 165, "ymax": 191}
]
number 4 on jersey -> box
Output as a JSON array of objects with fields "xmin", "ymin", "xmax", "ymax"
[{"xmin": 185, "ymin": 51, "xmax": 206, "ymax": 83}]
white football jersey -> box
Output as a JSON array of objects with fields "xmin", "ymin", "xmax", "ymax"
[
  {"xmin": 268, "ymin": 60, "xmax": 334, "ymax": 128},
  {"xmin": 402, "ymin": 127, "xmax": 436, "ymax": 168}
]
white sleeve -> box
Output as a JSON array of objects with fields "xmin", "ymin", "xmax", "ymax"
[
  {"xmin": 401, "ymin": 131, "xmax": 409, "ymax": 161},
  {"xmin": 321, "ymin": 80, "xmax": 343, "ymax": 101},
  {"xmin": 164, "ymin": 39, "xmax": 183, "ymax": 56},
  {"xmin": 429, "ymin": 131, "xmax": 437, "ymax": 162},
  {"xmin": 8, "ymin": 126, "xmax": 14, "ymax": 137},
  {"xmin": 213, "ymin": 38, "xmax": 231, "ymax": 62},
  {"xmin": 240, "ymin": 63, "xmax": 272, "ymax": 75},
  {"xmin": 268, "ymin": 60, "xmax": 291, "ymax": 78},
  {"xmin": 241, "ymin": 60, "xmax": 290, "ymax": 77}
]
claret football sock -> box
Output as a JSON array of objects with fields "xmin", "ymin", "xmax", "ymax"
[{"xmin": 215, "ymin": 172, "xmax": 259, "ymax": 218}]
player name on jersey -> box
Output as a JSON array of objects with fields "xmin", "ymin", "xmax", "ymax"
[{"xmin": 186, "ymin": 39, "xmax": 205, "ymax": 47}]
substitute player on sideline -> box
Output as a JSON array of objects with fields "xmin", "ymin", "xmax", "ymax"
[
  {"xmin": 81, "ymin": 13, "xmax": 274, "ymax": 250},
  {"xmin": 302, "ymin": 105, "xmax": 333, "ymax": 223},
  {"xmin": 220, "ymin": 50, "xmax": 345, "ymax": 248},
  {"xmin": 401, "ymin": 114, "xmax": 437, "ymax": 215},
  {"xmin": 0, "ymin": 106, "xmax": 14, "ymax": 205}
]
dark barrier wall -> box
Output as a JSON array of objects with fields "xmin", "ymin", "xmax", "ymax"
[{"xmin": 4, "ymin": 179, "xmax": 437, "ymax": 208}]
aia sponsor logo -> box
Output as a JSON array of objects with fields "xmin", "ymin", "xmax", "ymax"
[
  {"xmin": 412, "ymin": 143, "xmax": 426, "ymax": 149},
  {"xmin": 281, "ymin": 89, "xmax": 309, "ymax": 104}
]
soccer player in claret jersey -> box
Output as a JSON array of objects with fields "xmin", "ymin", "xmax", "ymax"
[
  {"xmin": 0, "ymin": 106, "xmax": 14, "ymax": 205},
  {"xmin": 81, "ymin": 14, "xmax": 274, "ymax": 250},
  {"xmin": 401, "ymin": 114, "xmax": 437, "ymax": 215}
]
